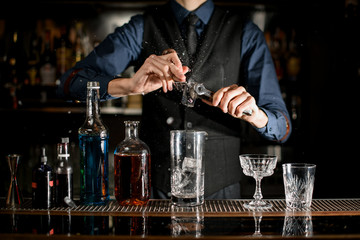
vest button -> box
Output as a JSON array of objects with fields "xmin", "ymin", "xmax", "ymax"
[{"xmin": 166, "ymin": 117, "xmax": 174, "ymax": 125}]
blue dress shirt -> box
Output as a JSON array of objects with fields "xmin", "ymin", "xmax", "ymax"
[{"xmin": 58, "ymin": 0, "xmax": 291, "ymax": 142}]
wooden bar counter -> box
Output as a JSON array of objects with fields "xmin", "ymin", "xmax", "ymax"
[{"xmin": 1, "ymin": 199, "xmax": 360, "ymax": 239}]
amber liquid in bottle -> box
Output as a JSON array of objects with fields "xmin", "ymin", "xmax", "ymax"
[
  {"xmin": 114, "ymin": 121, "xmax": 151, "ymax": 206},
  {"xmin": 114, "ymin": 153, "xmax": 151, "ymax": 206}
]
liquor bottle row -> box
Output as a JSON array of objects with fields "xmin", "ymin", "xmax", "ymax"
[
  {"xmin": 79, "ymin": 81, "xmax": 151, "ymax": 206},
  {"xmin": 32, "ymin": 138, "xmax": 73, "ymax": 208},
  {"xmin": 30, "ymin": 81, "xmax": 151, "ymax": 209},
  {"xmin": 0, "ymin": 20, "xmax": 92, "ymax": 109}
]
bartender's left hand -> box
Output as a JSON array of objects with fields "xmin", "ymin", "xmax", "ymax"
[{"xmin": 204, "ymin": 84, "xmax": 268, "ymax": 128}]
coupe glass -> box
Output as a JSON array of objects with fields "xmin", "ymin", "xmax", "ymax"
[{"xmin": 240, "ymin": 154, "xmax": 277, "ymax": 210}]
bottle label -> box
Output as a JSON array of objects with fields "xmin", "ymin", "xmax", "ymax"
[{"xmin": 32, "ymin": 182, "xmax": 37, "ymax": 189}]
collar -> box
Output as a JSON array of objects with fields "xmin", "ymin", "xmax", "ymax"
[{"xmin": 170, "ymin": 0, "xmax": 214, "ymax": 25}]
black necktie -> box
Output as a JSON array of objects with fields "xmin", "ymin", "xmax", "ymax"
[{"xmin": 185, "ymin": 13, "xmax": 199, "ymax": 59}]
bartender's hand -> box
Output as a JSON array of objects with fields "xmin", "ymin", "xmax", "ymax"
[
  {"xmin": 108, "ymin": 50, "xmax": 188, "ymax": 97},
  {"xmin": 206, "ymin": 84, "xmax": 269, "ymax": 129}
]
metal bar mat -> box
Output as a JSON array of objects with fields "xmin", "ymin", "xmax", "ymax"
[{"xmin": 1, "ymin": 199, "xmax": 360, "ymax": 215}]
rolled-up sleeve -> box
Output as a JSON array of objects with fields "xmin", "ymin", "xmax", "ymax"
[
  {"xmin": 241, "ymin": 21, "xmax": 292, "ymax": 143},
  {"xmin": 56, "ymin": 14, "xmax": 144, "ymax": 102}
]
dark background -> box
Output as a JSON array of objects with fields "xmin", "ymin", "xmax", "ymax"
[{"xmin": 0, "ymin": 0, "xmax": 359, "ymax": 199}]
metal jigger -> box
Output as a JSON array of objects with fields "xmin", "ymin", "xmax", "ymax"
[{"xmin": 6, "ymin": 154, "xmax": 23, "ymax": 208}]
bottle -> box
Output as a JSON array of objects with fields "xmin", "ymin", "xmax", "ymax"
[
  {"xmin": 4, "ymin": 30, "xmax": 27, "ymax": 109},
  {"xmin": 78, "ymin": 81, "xmax": 109, "ymax": 205},
  {"xmin": 6, "ymin": 31, "xmax": 28, "ymax": 81},
  {"xmin": 27, "ymin": 32, "xmax": 41, "ymax": 86},
  {"xmin": 73, "ymin": 36, "xmax": 85, "ymax": 65},
  {"xmin": 39, "ymin": 30, "xmax": 56, "ymax": 86},
  {"xmin": 55, "ymin": 137, "xmax": 73, "ymax": 207},
  {"xmin": 55, "ymin": 25, "xmax": 72, "ymax": 80},
  {"xmin": 32, "ymin": 147, "xmax": 54, "ymax": 209},
  {"xmin": 114, "ymin": 121, "xmax": 151, "ymax": 206},
  {"xmin": 72, "ymin": 22, "xmax": 86, "ymax": 66}
]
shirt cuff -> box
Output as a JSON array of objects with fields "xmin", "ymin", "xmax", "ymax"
[
  {"xmin": 252, "ymin": 107, "xmax": 290, "ymax": 142},
  {"xmin": 74, "ymin": 68, "xmax": 115, "ymax": 101}
]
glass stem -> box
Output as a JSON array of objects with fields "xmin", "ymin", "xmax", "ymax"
[
  {"xmin": 253, "ymin": 177, "xmax": 263, "ymax": 203},
  {"xmin": 253, "ymin": 215, "xmax": 262, "ymax": 236}
]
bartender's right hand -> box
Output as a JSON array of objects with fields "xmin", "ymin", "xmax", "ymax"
[{"xmin": 108, "ymin": 50, "xmax": 189, "ymax": 97}]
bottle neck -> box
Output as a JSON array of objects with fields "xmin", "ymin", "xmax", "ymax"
[
  {"xmin": 86, "ymin": 86, "xmax": 101, "ymax": 120},
  {"xmin": 57, "ymin": 142, "xmax": 70, "ymax": 161},
  {"xmin": 40, "ymin": 147, "xmax": 48, "ymax": 164},
  {"xmin": 125, "ymin": 121, "xmax": 139, "ymax": 139}
]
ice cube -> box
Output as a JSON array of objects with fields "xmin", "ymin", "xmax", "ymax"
[
  {"xmin": 178, "ymin": 175, "xmax": 191, "ymax": 189},
  {"xmin": 171, "ymin": 166, "xmax": 183, "ymax": 186},
  {"xmin": 171, "ymin": 166, "xmax": 190, "ymax": 194},
  {"xmin": 182, "ymin": 157, "xmax": 200, "ymax": 172},
  {"xmin": 171, "ymin": 165, "xmax": 194, "ymax": 194}
]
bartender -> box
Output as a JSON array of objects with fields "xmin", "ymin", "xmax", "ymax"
[{"xmin": 57, "ymin": 0, "xmax": 291, "ymax": 199}]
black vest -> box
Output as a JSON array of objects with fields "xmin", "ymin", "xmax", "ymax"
[{"xmin": 138, "ymin": 4, "xmax": 245, "ymax": 196}]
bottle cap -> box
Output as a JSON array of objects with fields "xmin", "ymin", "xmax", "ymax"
[
  {"xmin": 40, "ymin": 147, "xmax": 47, "ymax": 163},
  {"xmin": 58, "ymin": 138, "xmax": 70, "ymax": 158}
]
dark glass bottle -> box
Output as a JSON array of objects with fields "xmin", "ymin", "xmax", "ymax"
[
  {"xmin": 78, "ymin": 81, "xmax": 109, "ymax": 205},
  {"xmin": 55, "ymin": 25, "xmax": 72, "ymax": 79},
  {"xmin": 55, "ymin": 137, "xmax": 73, "ymax": 207},
  {"xmin": 32, "ymin": 147, "xmax": 54, "ymax": 209},
  {"xmin": 6, "ymin": 31, "xmax": 27, "ymax": 80},
  {"xmin": 39, "ymin": 30, "xmax": 56, "ymax": 86},
  {"xmin": 114, "ymin": 121, "xmax": 151, "ymax": 206},
  {"xmin": 4, "ymin": 30, "xmax": 27, "ymax": 109},
  {"xmin": 27, "ymin": 32, "xmax": 41, "ymax": 86}
]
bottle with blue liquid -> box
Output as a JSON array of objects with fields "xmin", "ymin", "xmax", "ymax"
[{"xmin": 78, "ymin": 81, "xmax": 109, "ymax": 205}]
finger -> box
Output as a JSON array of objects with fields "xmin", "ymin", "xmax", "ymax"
[
  {"xmin": 162, "ymin": 48, "xmax": 175, "ymax": 55},
  {"xmin": 164, "ymin": 51, "xmax": 183, "ymax": 69},
  {"xmin": 143, "ymin": 57, "xmax": 166, "ymax": 81},
  {"xmin": 151, "ymin": 54, "xmax": 186, "ymax": 82},
  {"xmin": 162, "ymin": 79, "xmax": 168, "ymax": 93},
  {"xmin": 182, "ymin": 66, "xmax": 190, "ymax": 74},
  {"xmin": 212, "ymin": 86, "xmax": 232, "ymax": 106},
  {"xmin": 138, "ymin": 73, "xmax": 162, "ymax": 94},
  {"xmin": 172, "ymin": 66, "xmax": 190, "ymax": 82},
  {"xmin": 218, "ymin": 86, "xmax": 246, "ymax": 113},
  {"xmin": 168, "ymin": 80, "xmax": 174, "ymax": 91},
  {"xmin": 169, "ymin": 64, "xmax": 186, "ymax": 81},
  {"xmin": 145, "ymin": 63, "xmax": 168, "ymax": 82},
  {"xmin": 161, "ymin": 49, "xmax": 183, "ymax": 69},
  {"xmin": 162, "ymin": 50, "xmax": 189, "ymax": 81},
  {"xmin": 160, "ymin": 78, "xmax": 175, "ymax": 93},
  {"xmin": 228, "ymin": 92, "xmax": 251, "ymax": 115},
  {"xmin": 152, "ymin": 55, "xmax": 186, "ymax": 81},
  {"xmin": 234, "ymin": 96, "xmax": 255, "ymax": 117},
  {"xmin": 148, "ymin": 55, "xmax": 172, "ymax": 81},
  {"xmin": 212, "ymin": 84, "xmax": 238, "ymax": 106},
  {"xmin": 149, "ymin": 56, "xmax": 179, "ymax": 84}
]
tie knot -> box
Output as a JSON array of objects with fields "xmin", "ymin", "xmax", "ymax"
[{"xmin": 185, "ymin": 13, "xmax": 199, "ymax": 26}]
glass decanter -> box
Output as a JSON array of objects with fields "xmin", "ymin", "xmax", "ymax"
[{"xmin": 114, "ymin": 121, "xmax": 151, "ymax": 206}]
